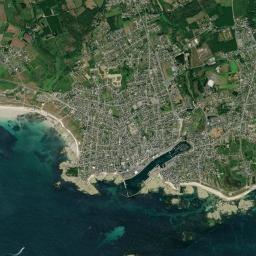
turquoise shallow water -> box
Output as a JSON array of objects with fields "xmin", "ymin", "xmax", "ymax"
[{"xmin": 0, "ymin": 114, "xmax": 256, "ymax": 256}]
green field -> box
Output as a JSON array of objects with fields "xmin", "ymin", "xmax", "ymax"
[
  {"xmin": 215, "ymin": 137, "xmax": 256, "ymax": 190},
  {"xmin": 230, "ymin": 61, "xmax": 238, "ymax": 73},
  {"xmin": 247, "ymin": 0, "xmax": 256, "ymax": 31},
  {"xmin": 216, "ymin": 0, "xmax": 232, "ymax": 7},
  {"xmin": 105, "ymin": 4, "xmax": 125, "ymax": 30},
  {"xmin": 160, "ymin": 100, "xmax": 172, "ymax": 112},
  {"xmin": 0, "ymin": 80, "xmax": 17, "ymax": 90},
  {"xmin": 201, "ymin": 31, "xmax": 237, "ymax": 53},
  {"xmin": 214, "ymin": 159, "xmax": 247, "ymax": 191},
  {"xmin": 217, "ymin": 137, "xmax": 256, "ymax": 162},
  {"xmin": 158, "ymin": 13, "xmax": 171, "ymax": 34},
  {"xmin": 3, "ymin": 0, "xmax": 104, "ymax": 92},
  {"xmin": 107, "ymin": 15, "xmax": 124, "ymax": 30},
  {"xmin": 219, "ymin": 83, "xmax": 238, "ymax": 90},
  {"xmin": 100, "ymin": 87, "xmax": 113, "ymax": 102},
  {"xmin": 162, "ymin": 0, "xmax": 201, "ymax": 43},
  {"xmin": 214, "ymin": 6, "xmax": 234, "ymax": 27},
  {"xmin": 0, "ymin": 65, "xmax": 9, "ymax": 79},
  {"xmin": 94, "ymin": 0, "xmax": 104, "ymax": 7},
  {"xmin": 217, "ymin": 102, "xmax": 231, "ymax": 115},
  {"xmin": 111, "ymin": 106, "xmax": 121, "ymax": 118},
  {"xmin": 234, "ymin": 0, "xmax": 249, "ymax": 17},
  {"xmin": 176, "ymin": 69, "xmax": 207, "ymax": 101},
  {"xmin": 105, "ymin": 6, "xmax": 122, "ymax": 18},
  {"xmin": 66, "ymin": 167, "xmax": 79, "ymax": 177},
  {"xmin": 0, "ymin": 21, "xmax": 8, "ymax": 34},
  {"xmin": 109, "ymin": 63, "xmax": 133, "ymax": 90},
  {"xmin": 190, "ymin": 108, "xmax": 206, "ymax": 133},
  {"xmin": 199, "ymin": 0, "xmax": 219, "ymax": 16},
  {"xmin": 158, "ymin": 0, "xmax": 172, "ymax": 12}
]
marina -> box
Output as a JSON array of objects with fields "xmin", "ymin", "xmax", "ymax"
[{"xmin": 124, "ymin": 141, "xmax": 192, "ymax": 196}]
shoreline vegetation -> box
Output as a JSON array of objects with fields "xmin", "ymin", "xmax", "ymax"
[{"xmin": 0, "ymin": 105, "xmax": 256, "ymax": 202}]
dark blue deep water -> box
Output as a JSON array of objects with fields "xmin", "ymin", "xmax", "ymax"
[{"xmin": 0, "ymin": 115, "xmax": 256, "ymax": 256}]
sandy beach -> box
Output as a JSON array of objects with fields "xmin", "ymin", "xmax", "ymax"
[
  {"xmin": 0, "ymin": 105, "xmax": 31, "ymax": 119},
  {"xmin": 179, "ymin": 182, "xmax": 256, "ymax": 201},
  {"xmin": 0, "ymin": 104, "xmax": 80, "ymax": 162}
]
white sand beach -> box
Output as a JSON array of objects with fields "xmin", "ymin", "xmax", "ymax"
[
  {"xmin": 0, "ymin": 105, "xmax": 31, "ymax": 119},
  {"xmin": 0, "ymin": 105, "xmax": 80, "ymax": 161},
  {"xmin": 179, "ymin": 182, "xmax": 256, "ymax": 201}
]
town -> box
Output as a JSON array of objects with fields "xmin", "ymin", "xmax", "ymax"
[{"xmin": 1, "ymin": 0, "xmax": 256, "ymax": 195}]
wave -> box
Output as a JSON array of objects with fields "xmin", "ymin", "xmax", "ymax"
[{"xmin": 6, "ymin": 247, "xmax": 25, "ymax": 256}]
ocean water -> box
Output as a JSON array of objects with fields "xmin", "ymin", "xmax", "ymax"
[{"xmin": 0, "ymin": 115, "xmax": 256, "ymax": 256}]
